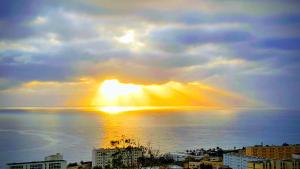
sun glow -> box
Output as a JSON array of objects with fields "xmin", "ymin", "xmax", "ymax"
[
  {"xmin": 97, "ymin": 106, "xmax": 157, "ymax": 114},
  {"xmin": 115, "ymin": 30, "xmax": 144, "ymax": 50},
  {"xmin": 100, "ymin": 79, "xmax": 142, "ymax": 100},
  {"xmin": 92, "ymin": 79, "xmax": 251, "ymax": 114},
  {"xmin": 117, "ymin": 31, "xmax": 135, "ymax": 44},
  {"xmin": 98, "ymin": 106, "xmax": 138, "ymax": 114}
]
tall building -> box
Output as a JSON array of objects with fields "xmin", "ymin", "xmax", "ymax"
[
  {"xmin": 245, "ymin": 145, "xmax": 300, "ymax": 160},
  {"xmin": 6, "ymin": 153, "xmax": 67, "ymax": 169},
  {"xmin": 223, "ymin": 153, "xmax": 267, "ymax": 169},
  {"xmin": 92, "ymin": 147, "xmax": 143, "ymax": 168}
]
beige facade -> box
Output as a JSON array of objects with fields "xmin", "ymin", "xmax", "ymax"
[
  {"xmin": 186, "ymin": 159, "xmax": 223, "ymax": 169},
  {"xmin": 245, "ymin": 145, "xmax": 300, "ymax": 160},
  {"xmin": 247, "ymin": 159, "xmax": 300, "ymax": 169}
]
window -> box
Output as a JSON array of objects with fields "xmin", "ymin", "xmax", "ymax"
[
  {"xmin": 10, "ymin": 165, "xmax": 24, "ymax": 169},
  {"xmin": 30, "ymin": 164, "xmax": 43, "ymax": 169},
  {"xmin": 49, "ymin": 163, "xmax": 61, "ymax": 169}
]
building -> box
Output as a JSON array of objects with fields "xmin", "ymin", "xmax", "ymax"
[
  {"xmin": 223, "ymin": 153, "xmax": 267, "ymax": 169},
  {"xmin": 67, "ymin": 161, "xmax": 91, "ymax": 169},
  {"xmin": 201, "ymin": 159, "xmax": 223, "ymax": 169},
  {"xmin": 292, "ymin": 153, "xmax": 300, "ymax": 160},
  {"xmin": 245, "ymin": 145, "xmax": 300, "ymax": 160},
  {"xmin": 167, "ymin": 165, "xmax": 183, "ymax": 169},
  {"xmin": 186, "ymin": 161, "xmax": 202, "ymax": 169},
  {"xmin": 247, "ymin": 159, "xmax": 300, "ymax": 169},
  {"xmin": 165, "ymin": 152, "xmax": 203, "ymax": 162},
  {"xmin": 247, "ymin": 154, "xmax": 300, "ymax": 169},
  {"xmin": 185, "ymin": 157, "xmax": 223, "ymax": 169},
  {"xmin": 92, "ymin": 147, "xmax": 143, "ymax": 168},
  {"xmin": 217, "ymin": 165, "xmax": 232, "ymax": 169},
  {"xmin": 247, "ymin": 161, "xmax": 272, "ymax": 169},
  {"xmin": 6, "ymin": 153, "xmax": 67, "ymax": 169}
]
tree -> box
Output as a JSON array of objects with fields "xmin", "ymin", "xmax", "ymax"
[
  {"xmin": 67, "ymin": 163, "xmax": 78, "ymax": 167},
  {"xmin": 110, "ymin": 135, "xmax": 139, "ymax": 169},
  {"xmin": 282, "ymin": 142, "xmax": 289, "ymax": 146},
  {"xmin": 200, "ymin": 163, "xmax": 213, "ymax": 169},
  {"xmin": 108, "ymin": 136, "xmax": 163, "ymax": 169},
  {"xmin": 112, "ymin": 154, "xmax": 124, "ymax": 169}
]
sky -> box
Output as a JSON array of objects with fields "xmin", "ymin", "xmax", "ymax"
[{"xmin": 0, "ymin": 0, "xmax": 300, "ymax": 108}]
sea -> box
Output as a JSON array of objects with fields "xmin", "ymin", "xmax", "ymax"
[{"xmin": 0, "ymin": 108, "xmax": 300, "ymax": 168}]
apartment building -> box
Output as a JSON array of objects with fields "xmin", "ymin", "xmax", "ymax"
[
  {"xmin": 245, "ymin": 145, "xmax": 300, "ymax": 160},
  {"xmin": 6, "ymin": 153, "xmax": 67, "ymax": 169},
  {"xmin": 223, "ymin": 153, "xmax": 266, "ymax": 169},
  {"xmin": 247, "ymin": 153, "xmax": 300, "ymax": 169},
  {"xmin": 92, "ymin": 147, "xmax": 143, "ymax": 168}
]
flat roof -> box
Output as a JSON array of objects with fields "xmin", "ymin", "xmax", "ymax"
[
  {"xmin": 7, "ymin": 160, "xmax": 66, "ymax": 165},
  {"xmin": 247, "ymin": 144, "xmax": 300, "ymax": 148},
  {"xmin": 224, "ymin": 153, "xmax": 268, "ymax": 159}
]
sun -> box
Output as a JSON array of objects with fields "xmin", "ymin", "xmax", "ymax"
[
  {"xmin": 100, "ymin": 79, "xmax": 141, "ymax": 100},
  {"xmin": 93, "ymin": 79, "xmax": 143, "ymax": 111},
  {"xmin": 93, "ymin": 79, "xmax": 143, "ymax": 114}
]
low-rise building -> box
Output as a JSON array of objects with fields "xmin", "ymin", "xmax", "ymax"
[
  {"xmin": 292, "ymin": 153, "xmax": 300, "ymax": 160},
  {"xmin": 185, "ymin": 157, "xmax": 223, "ymax": 169},
  {"xmin": 92, "ymin": 147, "xmax": 143, "ymax": 168},
  {"xmin": 186, "ymin": 161, "xmax": 202, "ymax": 169},
  {"xmin": 201, "ymin": 159, "xmax": 223, "ymax": 169},
  {"xmin": 67, "ymin": 161, "xmax": 91, "ymax": 169},
  {"xmin": 165, "ymin": 152, "xmax": 203, "ymax": 162},
  {"xmin": 167, "ymin": 165, "xmax": 183, "ymax": 169},
  {"xmin": 223, "ymin": 153, "xmax": 266, "ymax": 169},
  {"xmin": 6, "ymin": 153, "xmax": 67, "ymax": 169}
]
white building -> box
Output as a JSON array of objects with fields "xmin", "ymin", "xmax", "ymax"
[
  {"xmin": 92, "ymin": 147, "xmax": 143, "ymax": 168},
  {"xmin": 168, "ymin": 165, "xmax": 183, "ymax": 169},
  {"xmin": 165, "ymin": 152, "xmax": 203, "ymax": 162},
  {"xmin": 6, "ymin": 153, "xmax": 67, "ymax": 169},
  {"xmin": 292, "ymin": 153, "xmax": 300, "ymax": 160},
  {"xmin": 223, "ymin": 153, "xmax": 266, "ymax": 169}
]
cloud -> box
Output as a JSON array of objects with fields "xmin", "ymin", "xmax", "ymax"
[
  {"xmin": 255, "ymin": 37, "xmax": 300, "ymax": 50},
  {"xmin": 0, "ymin": 0, "xmax": 300, "ymax": 108},
  {"xmin": 0, "ymin": 63, "xmax": 72, "ymax": 81},
  {"xmin": 149, "ymin": 27, "xmax": 252, "ymax": 52},
  {"xmin": 0, "ymin": 79, "xmax": 256, "ymax": 108},
  {"xmin": 0, "ymin": 78, "xmax": 97, "ymax": 107}
]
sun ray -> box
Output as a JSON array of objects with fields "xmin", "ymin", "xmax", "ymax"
[{"xmin": 91, "ymin": 79, "xmax": 253, "ymax": 114}]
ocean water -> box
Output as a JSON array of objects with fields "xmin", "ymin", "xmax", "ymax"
[{"xmin": 0, "ymin": 108, "xmax": 300, "ymax": 167}]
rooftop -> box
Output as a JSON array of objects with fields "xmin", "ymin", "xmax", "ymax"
[{"xmin": 7, "ymin": 160, "xmax": 66, "ymax": 166}]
